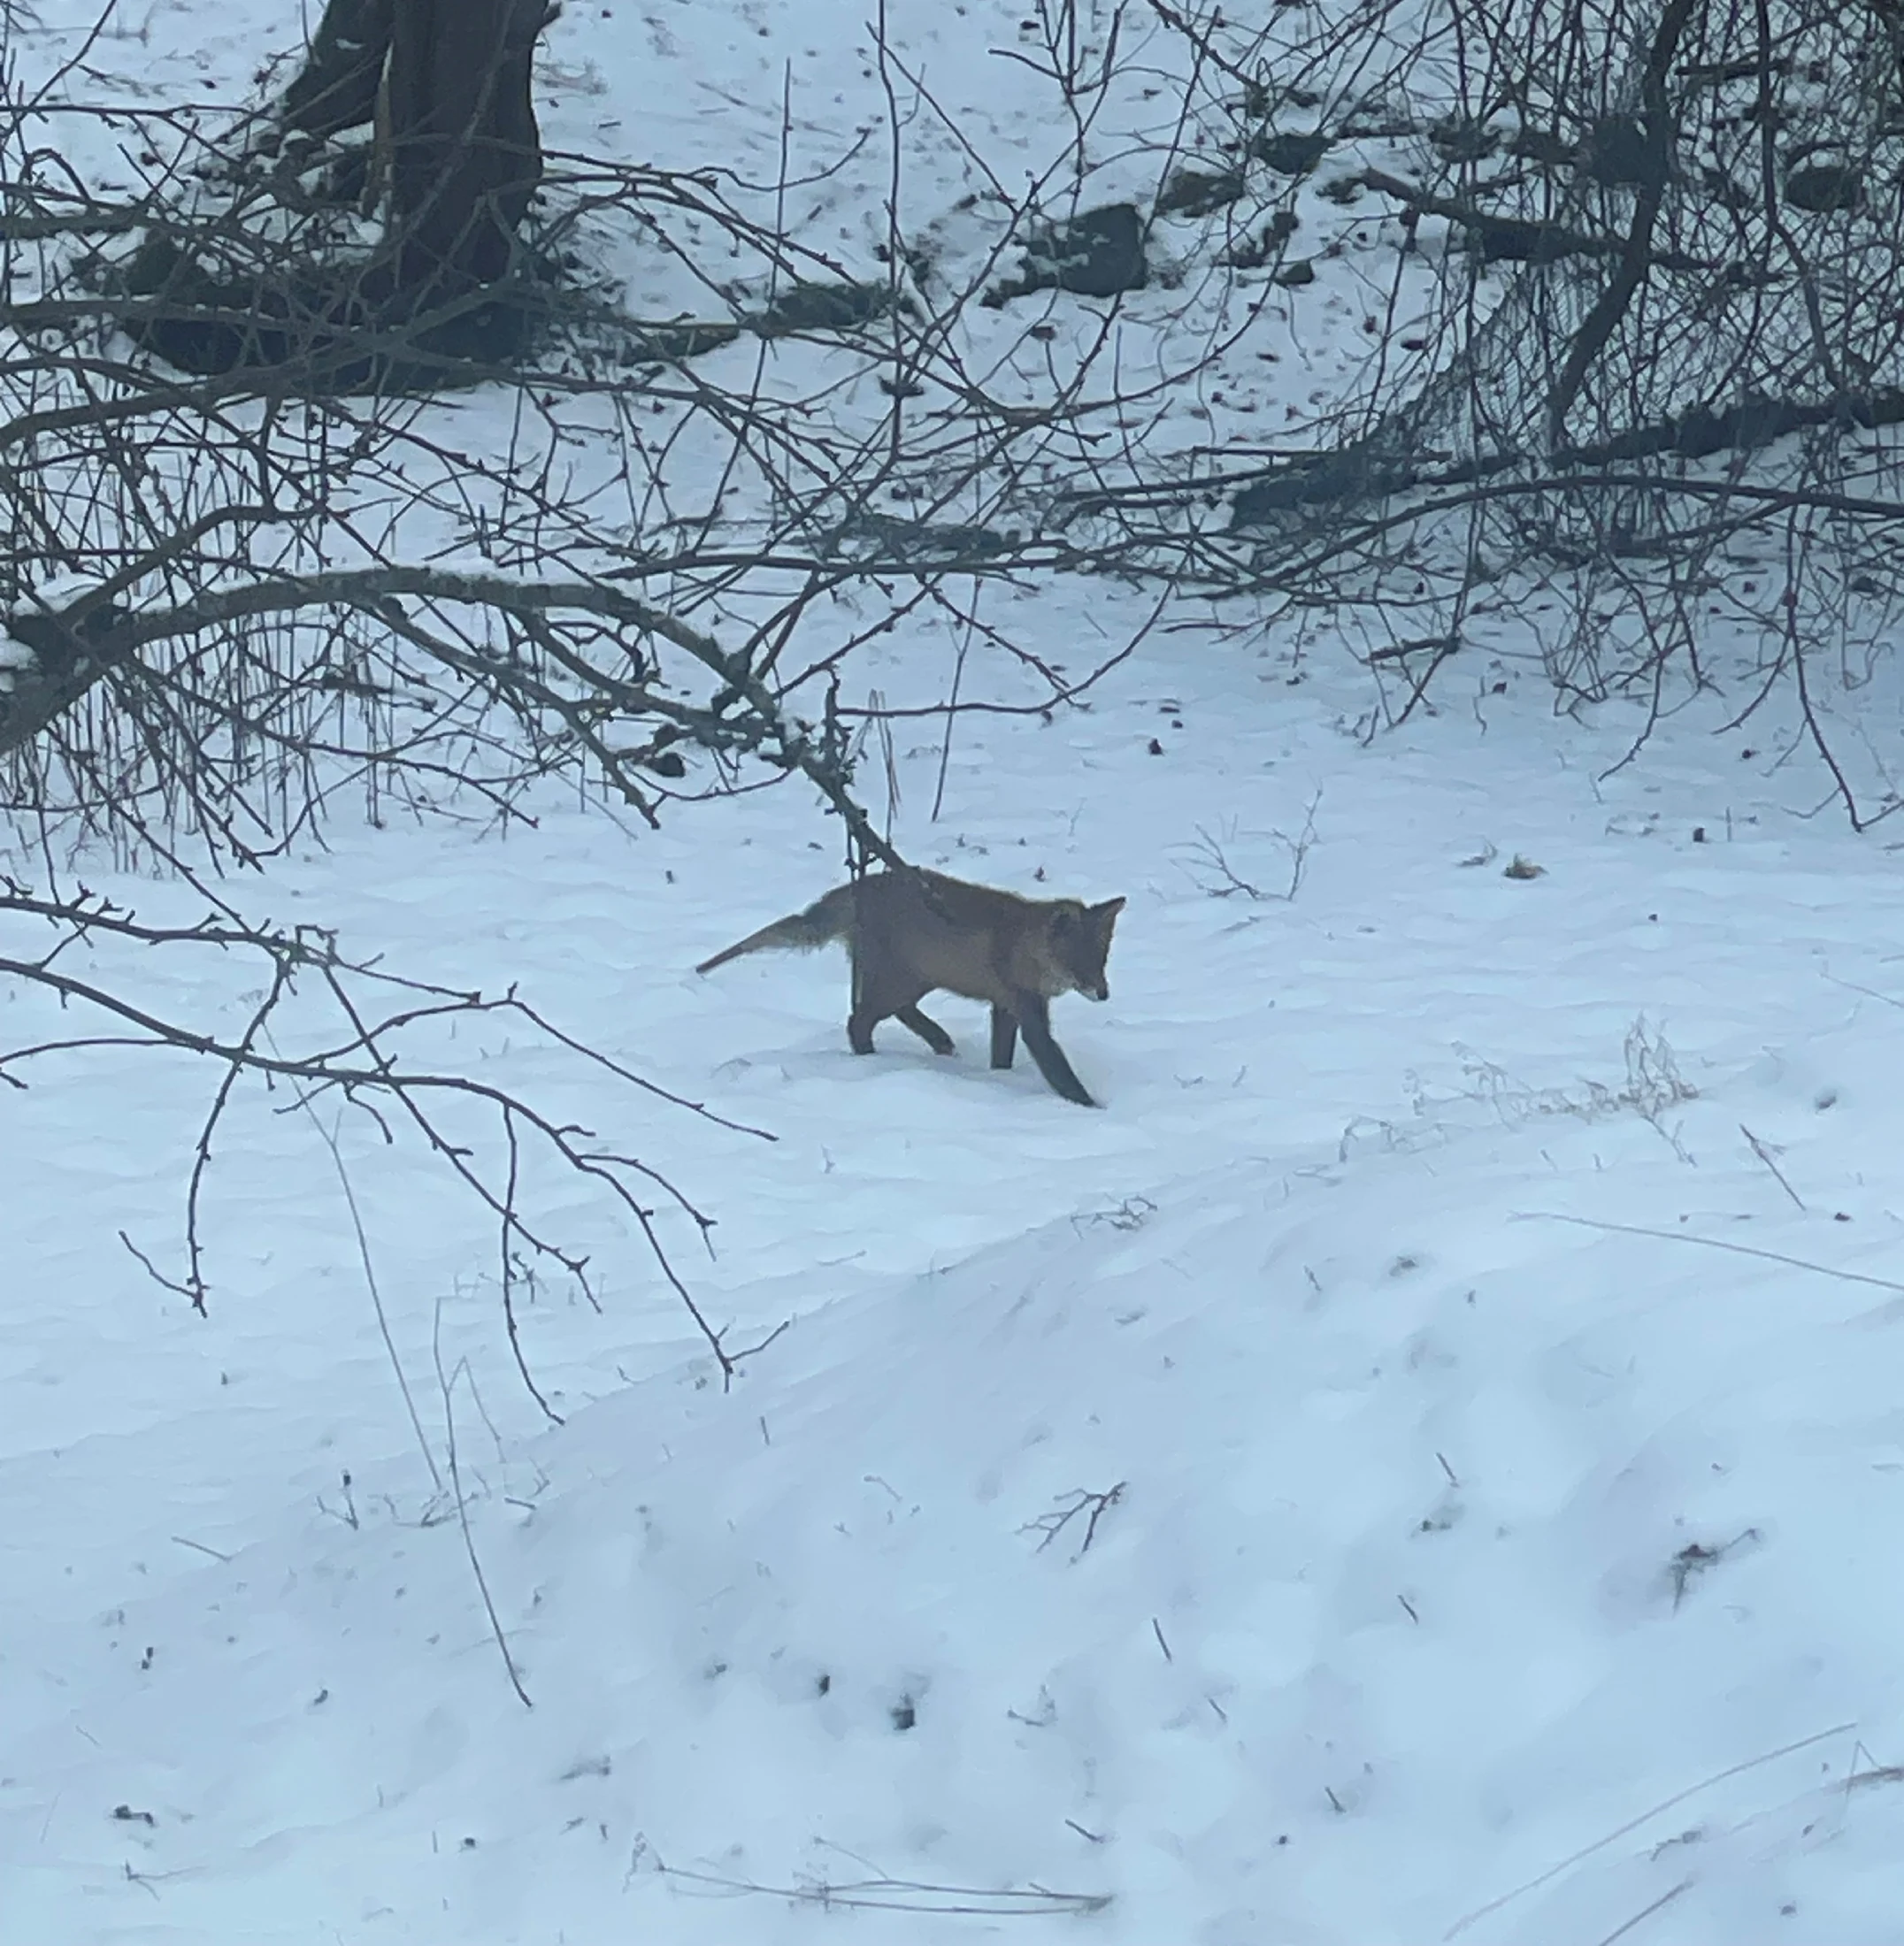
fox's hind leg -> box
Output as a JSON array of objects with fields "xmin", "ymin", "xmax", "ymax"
[
  {"xmin": 896, "ymin": 1004, "xmax": 956, "ymax": 1055},
  {"xmin": 848, "ymin": 950, "xmax": 881, "ymax": 1053},
  {"xmin": 989, "ymin": 1006, "xmax": 1018, "ymax": 1070},
  {"xmin": 850, "ymin": 999, "xmax": 953, "ymax": 1056},
  {"xmin": 848, "ymin": 961, "xmax": 950, "ymax": 1056}
]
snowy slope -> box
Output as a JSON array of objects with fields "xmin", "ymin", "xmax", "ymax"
[
  {"xmin": 6, "ymin": 1, "xmax": 1904, "ymax": 1942},
  {"xmin": 12, "ymin": 591, "xmax": 1904, "ymax": 1942}
]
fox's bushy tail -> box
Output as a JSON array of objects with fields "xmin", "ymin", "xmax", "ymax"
[{"xmin": 695, "ymin": 884, "xmax": 856, "ymax": 976}]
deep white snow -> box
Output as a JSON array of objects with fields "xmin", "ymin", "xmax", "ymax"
[{"xmin": 6, "ymin": 2, "xmax": 1904, "ymax": 1943}]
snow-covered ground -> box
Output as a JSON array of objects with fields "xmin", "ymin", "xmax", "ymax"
[{"xmin": 8, "ymin": 2, "xmax": 1904, "ymax": 1942}]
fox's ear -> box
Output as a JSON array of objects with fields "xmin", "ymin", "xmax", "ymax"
[{"xmin": 1093, "ymin": 897, "xmax": 1126, "ymax": 922}]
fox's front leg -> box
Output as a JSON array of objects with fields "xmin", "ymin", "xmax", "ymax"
[
  {"xmin": 1010, "ymin": 992, "xmax": 1096, "ymax": 1107},
  {"xmin": 989, "ymin": 1005, "xmax": 1018, "ymax": 1070}
]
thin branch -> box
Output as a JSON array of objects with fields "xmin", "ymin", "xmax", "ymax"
[{"xmin": 433, "ymin": 1299, "xmax": 533, "ymax": 1710}]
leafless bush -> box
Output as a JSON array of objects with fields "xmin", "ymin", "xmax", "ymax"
[
  {"xmin": 0, "ymin": 4, "xmax": 1225, "ymax": 1375},
  {"xmin": 1054, "ymin": 0, "xmax": 1904, "ymax": 823},
  {"xmin": 0, "ymin": 875, "xmax": 782, "ymax": 1379}
]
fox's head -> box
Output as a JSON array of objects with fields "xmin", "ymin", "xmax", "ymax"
[{"xmin": 1047, "ymin": 895, "xmax": 1126, "ymax": 1001}]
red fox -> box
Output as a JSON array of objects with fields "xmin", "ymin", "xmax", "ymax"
[{"xmin": 696, "ymin": 868, "xmax": 1125, "ymax": 1107}]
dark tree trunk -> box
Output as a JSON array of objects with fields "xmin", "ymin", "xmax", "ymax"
[
  {"xmin": 282, "ymin": 0, "xmax": 394, "ymax": 141},
  {"xmin": 388, "ymin": 0, "xmax": 546, "ymax": 297},
  {"xmin": 286, "ymin": 0, "xmax": 548, "ymax": 302}
]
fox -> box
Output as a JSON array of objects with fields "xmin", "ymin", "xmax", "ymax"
[{"xmin": 695, "ymin": 868, "xmax": 1126, "ymax": 1107}]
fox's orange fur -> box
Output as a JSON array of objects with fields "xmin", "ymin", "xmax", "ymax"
[{"xmin": 696, "ymin": 868, "xmax": 1125, "ymax": 1107}]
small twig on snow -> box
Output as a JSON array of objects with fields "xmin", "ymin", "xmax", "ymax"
[
  {"xmin": 1515, "ymin": 1211, "xmax": 1904, "ymax": 1299},
  {"xmin": 1020, "ymin": 1481, "xmax": 1126, "ymax": 1559},
  {"xmin": 1740, "ymin": 1123, "xmax": 1805, "ymax": 1211},
  {"xmin": 658, "ymin": 1864, "xmax": 1111, "ymax": 1915}
]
